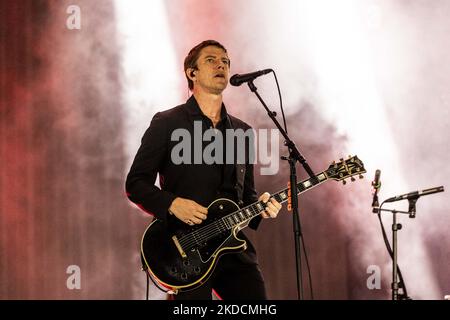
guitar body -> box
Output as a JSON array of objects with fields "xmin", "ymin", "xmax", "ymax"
[
  {"xmin": 141, "ymin": 198, "xmax": 247, "ymax": 293},
  {"xmin": 139, "ymin": 155, "xmax": 366, "ymax": 294}
]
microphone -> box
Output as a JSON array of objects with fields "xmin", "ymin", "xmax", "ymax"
[
  {"xmin": 385, "ymin": 186, "xmax": 444, "ymax": 203},
  {"xmin": 371, "ymin": 169, "xmax": 381, "ymax": 212},
  {"xmin": 229, "ymin": 69, "xmax": 272, "ymax": 86}
]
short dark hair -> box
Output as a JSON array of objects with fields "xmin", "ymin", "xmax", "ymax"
[{"xmin": 183, "ymin": 40, "xmax": 228, "ymax": 90}]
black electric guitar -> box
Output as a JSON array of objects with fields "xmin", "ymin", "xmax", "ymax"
[{"xmin": 141, "ymin": 155, "xmax": 366, "ymax": 294}]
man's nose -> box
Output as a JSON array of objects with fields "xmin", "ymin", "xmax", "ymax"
[{"xmin": 217, "ymin": 61, "xmax": 227, "ymax": 69}]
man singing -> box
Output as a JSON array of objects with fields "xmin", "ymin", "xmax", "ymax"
[{"xmin": 126, "ymin": 40, "xmax": 282, "ymax": 300}]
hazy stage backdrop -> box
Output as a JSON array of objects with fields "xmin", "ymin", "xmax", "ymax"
[{"xmin": 1, "ymin": 0, "xmax": 449, "ymax": 299}]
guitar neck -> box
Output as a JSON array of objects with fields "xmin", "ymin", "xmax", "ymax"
[{"xmin": 221, "ymin": 170, "xmax": 330, "ymax": 230}]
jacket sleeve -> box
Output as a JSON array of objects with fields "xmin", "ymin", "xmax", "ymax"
[{"xmin": 125, "ymin": 112, "xmax": 177, "ymax": 221}]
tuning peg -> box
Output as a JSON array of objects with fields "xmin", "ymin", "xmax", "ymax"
[
  {"xmin": 351, "ymin": 176, "xmax": 356, "ymax": 182},
  {"xmin": 359, "ymin": 174, "xmax": 364, "ymax": 179},
  {"xmin": 342, "ymin": 180, "xmax": 347, "ymax": 185}
]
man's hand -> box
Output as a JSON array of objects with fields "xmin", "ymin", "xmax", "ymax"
[
  {"xmin": 259, "ymin": 192, "xmax": 282, "ymax": 219},
  {"xmin": 169, "ymin": 197, "xmax": 208, "ymax": 225}
]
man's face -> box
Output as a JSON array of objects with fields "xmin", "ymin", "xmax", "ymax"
[{"xmin": 192, "ymin": 45, "xmax": 230, "ymax": 94}]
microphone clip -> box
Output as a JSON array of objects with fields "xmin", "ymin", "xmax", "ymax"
[
  {"xmin": 407, "ymin": 196, "xmax": 419, "ymax": 218},
  {"xmin": 371, "ymin": 178, "xmax": 381, "ymax": 210}
]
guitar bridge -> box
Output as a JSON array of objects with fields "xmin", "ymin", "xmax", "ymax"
[{"xmin": 172, "ymin": 235, "xmax": 187, "ymax": 258}]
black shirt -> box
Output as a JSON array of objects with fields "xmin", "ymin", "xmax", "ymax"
[{"xmin": 195, "ymin": 102, "xmax": 237, "ymax": 202}]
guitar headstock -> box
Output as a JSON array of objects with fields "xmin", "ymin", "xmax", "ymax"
[{"xmin": 326, "ymin": 155, "xmax": 366, "ymax": 184}]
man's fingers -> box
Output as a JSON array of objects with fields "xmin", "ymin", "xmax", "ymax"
[
  {"xmin": 189, "ymin": 216, "xmax": 203, "ymax": 225},
  {"xmin": 259, "ymin": 192, "xmax": 270, "ymax": 203},
  {"xmin": 266, "ymin": 202, "xmax": 277, "ymax": 213},
  {"xmin": 194, "ymin": 212, "xmax": 208, "ymax": 220},
  {"xmin": 270, "ymin": 198, "xmax": 282, "ymax": 210},
  {"xmin": 257, "ymin": 192, "xmax": 283, "ymax": 219},
  {"xmin": 195, "ymin": 205, "xmax": 208, "ymax": 215}
]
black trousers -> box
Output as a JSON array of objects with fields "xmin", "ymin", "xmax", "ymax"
[{"xmin": 172, "ymin": 253, "xmax": 267, "ymax": 300}]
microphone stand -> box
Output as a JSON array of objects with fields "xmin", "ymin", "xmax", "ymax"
[
  {"xmin": 247, "ymin": 80, "xmax": 316, "ymax": 300},
  {"xmin": 374, "ymin": 205, "xmax": 414, "ymax": 300}
]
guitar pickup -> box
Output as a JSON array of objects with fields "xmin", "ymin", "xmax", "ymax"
[{"xmin": 172, "ymin": 235, "xmax": 187, "ymax": 258}]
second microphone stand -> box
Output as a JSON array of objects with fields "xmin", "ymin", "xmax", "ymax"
[
  {"xmin": 375, "ymin": 201, "xmax": 416, "ymax": 300},
  {"xmin": 247, "ymin": 80, "xmax": 316, "ymax": 300}
]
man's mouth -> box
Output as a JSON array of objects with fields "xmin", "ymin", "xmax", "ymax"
[{"xmin": 214, "ymin": 74, "xmax": 225, "ymax": 78}]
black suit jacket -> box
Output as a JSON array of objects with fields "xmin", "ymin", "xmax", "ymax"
[{"xmin": 126, "ymin": 96, "xmax": 262, "ymax": 263}]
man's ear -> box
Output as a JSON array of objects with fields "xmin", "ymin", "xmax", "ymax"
[{"xmin": 187, "ymin": 68, "xmax": 196, "ymax": 80}]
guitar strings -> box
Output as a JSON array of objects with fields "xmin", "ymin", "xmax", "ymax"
[
  {"xmin": 185, "ymin": 202, "xmax": 262, "ymax": 243},
  {"xmin": 179, "ymin": 210, "xmax": 251, "ymax": 248},
  {"xmin": 179, "ymin": 181, "xmax": 316, "ymax": 249},
  {"xmin": 180, "ymin": 186, "xmax": 296, "ymax": 246},
  {"xmin": 179, "ymin": 203, "xmax": 265, "ymax": 249},
  {"xmin": 178, "ymin": 192, "xmax": 297, "ymax": 249},
  {"xmin": 189, "ymin": 201, "xmax": 265, "ymax": 240},
  {"xmin": 179, "ymin": 204, "xmax": 261, "ymax": 248},
  {"xmin": 178, "ymin": 180, "xmax": 313, "ymax": 249},
  {"xmin": 178, "ymin": 188, "xmax": 304, "ymax": 250}
]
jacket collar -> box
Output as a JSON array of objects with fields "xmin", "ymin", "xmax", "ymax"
[{"xmin": 185, "ymin": 95, "xmax": 230, "ymax": 126}]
